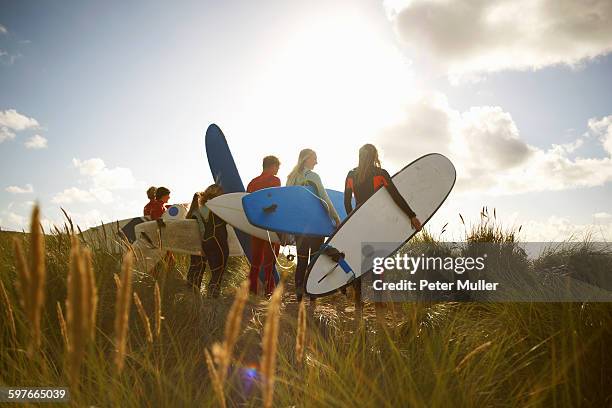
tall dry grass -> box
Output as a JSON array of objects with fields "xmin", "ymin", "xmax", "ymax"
[
  {"xmin": 0, "ymin": 279, "xmax": 16, "ymax": 342},
  {"xmin": 65, "ymin": 235, "xmax": 98, "ymax": 386},
  {"xmin": 114, "ymin": 251, "xmax": 133, "ymax": 373},
  {"xmin": 261, "ymin": 283, "xmax": 284, "ymax": 408},
  {"xmin": 205, "ymin": 280, "xmax": 249, "ymax": 407},
  {"xmin": 154, "ymin": 282, "xmax": 162, "ymax": 339},
  {"xmin": 0, "ymin": 205, "xmax": 610, "ymax": 407},
  {"xmin": 13, "ymin": 204, "xmax": 46, "ymax": 356},
  {"xmin": 133, "ymin": 292, "xmax": 153, "ymax": 344},
  {"xmin": 295, "ymin": 299, "xmax": 306, "ymax": 366}
]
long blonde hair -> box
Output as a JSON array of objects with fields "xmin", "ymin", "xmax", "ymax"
[
  {"xmin": 356, "ymin": 144, "xmax": 381, "ymax": 183},
  {"xmin": 185, "ymin": 184, "xmax": 224, "ymax": 219},
  {"xmin": 200, "ymin": 184, "xmax": 224, "ymax": 205},
  {"xmin": 186, "ymin": 192, "xmax": 203, "ymax": 219},
  {"xmin": 287, "ymin": 148, "xmax": 315, "ymax": 186}
]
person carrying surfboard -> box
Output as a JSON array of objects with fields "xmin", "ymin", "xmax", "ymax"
[
  {"xmin": 343, "ymin": 143, "xmax": 422, "ymax": 311},
  {"xmin": 149, "ymin": 186, "xmax": 171, "ymax": 220},
  {"xmin": 143, "ymin": 186, "xmax": 157, "ymax": 219},
  {"xmin": 185, "ymin": 184, "xmax": 229, "ymax": 297},
  {"xmin": 185, "ymin": 191, "xmax": 205, "ymax": 291},
  {"xmin": 287, "ymin": 148, "xmax": 341, "ymax": 302},
  {"xmin": 246, "ymin": 155, "xmax": 282, "ymax": 296}
]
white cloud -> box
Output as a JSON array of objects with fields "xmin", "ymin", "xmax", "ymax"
[
  {"xmin": 24, "ymin": 134, "xmax": 48, "ymax": 149},
  {"xmin": 52, "ymin": 187, "xmax": 95, "ymax": 204},
  {"xmin": 72, "ymin": 158, "xmax": 105, "ymax": 176},
  {"xmin": 60, "ymin": 209, "xmax": 106, "ymax": 230},
  {"xmin": 51, "ymin": 187, "xmax": 115, "ymax": 205},
  {"xmin": 0, "ymin": 212, "xmax": 26, "ymax": 231},
  {"xmin": 52, "ymin": 158, "xmax": 136, "ymax": 206},
  {"xmin": 0, "ymin": 24, "xmax": 7, "ymax": 35},
  {"xmin": 72, "ymin": 158, "xmax": 136, "ymax": 190},
  {"xmin": 0, "ymin": 127, "xmax": 16, "ymax": 143},
  {"xmin": 0, "ymin": 109, "xmax": 39, "ymax": 131},
  {"xmin": 377, "ymin": 93, "xmax": 612, "ymax": 195},
  {"xmin": 588, "ymin": 115, "xmax": 612, "ymax": 155},
  {"xmin": 593, "ymin": 212, "xmax": 612, "ymax": 220},
  {"xmin": 0, "ymin": 109, "xmax": 40, "ymax": 143},
  {"xmin": 387, "ymin": 0, "xmax": 612, "ymax": 79},
  {"xmin": 5, "ymin": 184, "xmax": 34, "ymax": 194},
  {"xmin": 521, "ymin": 215, "xmax": 612, "ymax": 241}
]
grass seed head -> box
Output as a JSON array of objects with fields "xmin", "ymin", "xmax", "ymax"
[
  {"xmin": 295, "ymin": 299, "xmax": 307, "ymax": 366},
  {"xmin": 114, "ymin": 251, "xmax": 133, "ymax": 373},
  {"xmin": 260, "ymin": 283, "xmax": 284, "ymax": 408},
  {"xmin": 133, "ymin": 292, "xmax": 153, "ymax": 344}
]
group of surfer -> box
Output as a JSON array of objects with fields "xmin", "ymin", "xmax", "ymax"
[{"xmin": 143, "ymin": 144, "xmax": 422, "ymax": 308}]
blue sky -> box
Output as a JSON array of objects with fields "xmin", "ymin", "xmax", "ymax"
[{"xmin": 1, "ymin": 0, "xmax": 611, "ymax": 240}]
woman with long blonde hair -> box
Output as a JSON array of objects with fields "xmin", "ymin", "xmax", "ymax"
[
  {"xmin": 287, "ymin": 148, "xmax": 340, "ymax": 302},
  {"xmin": 185, "ymin": 184, "xmax": 229, "ymax": 297}
]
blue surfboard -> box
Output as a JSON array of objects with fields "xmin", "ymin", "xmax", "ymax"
[
  {"xmin": 205, "ymin": 124, "xmax": 250, "ymax": 255},
  {"xmin": 205, "ymin": 124, "xmax": 279, "ymax": 285},
  {"xmin": 242, "ymin": 186, "xmax": 355, "ymax": 237}
]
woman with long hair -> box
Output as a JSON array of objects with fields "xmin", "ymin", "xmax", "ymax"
[
  {"xmin": 287, "ymin": 148, "xmax": 340, "ymax": 302},
  {"xmin": 185, "ymin": 184, "xmax": 229, "ymax": 297},
  {"xmin": 344, "ymin": 144, "xmax": 422, "ymax": 313}
]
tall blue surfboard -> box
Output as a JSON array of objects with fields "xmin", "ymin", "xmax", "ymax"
[
  {"xmin": 205, "ymin": 124, "xmax": 279, "ymax": 284},
  {"xmin": 242, "ymin": 186, "xmax": 355, "ymax": 237},
  {"xmin": 205, "ymin": 124, "xmax": 250, "ymax": 254}
]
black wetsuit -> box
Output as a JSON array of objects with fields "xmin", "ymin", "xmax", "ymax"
[
  {"xmin": 344, "ymin": 167, "xmax": 416, "ymax": 217},
  {"xmin": 343, "ymin": 166, "xmax": 416, "ymax": 303},
  {"xmin": 186, "ymin": 208, "xmax": 229, "ymax": 297}
]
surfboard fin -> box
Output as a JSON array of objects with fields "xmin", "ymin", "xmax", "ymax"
[{"xmin": 316, "ymin": 244, "xmax": 355, "ymax": 283}]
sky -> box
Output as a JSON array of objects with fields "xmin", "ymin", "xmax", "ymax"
[{"xmin": 1, "ymin": 0, "xmax": 611, "ymax": 241}]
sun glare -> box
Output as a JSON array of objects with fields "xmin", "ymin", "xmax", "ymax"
[{"xmin": 239, "ymin": 11, "xmax": 416, "ymax": 188}]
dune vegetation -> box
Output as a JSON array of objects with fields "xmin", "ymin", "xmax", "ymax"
[{"xmin": 0, "ymin": 206, "xmax": 611, "ymax": 407}]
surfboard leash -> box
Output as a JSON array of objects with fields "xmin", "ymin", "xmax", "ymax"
[{"xmin": 265, "ymin": 230, "xmax": 296, "ymax": 272}]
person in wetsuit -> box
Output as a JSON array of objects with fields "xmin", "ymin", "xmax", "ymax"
[
  {"xmin": 344, "ymin": 144, "xmax": 422, "ymax": 311},
  {"xmin": 287, "ymin": 148, "xmax": 341, "ymax": 303},
  {"xmin": 143, "ymin": 186, "xmax": 157, "ymax": 219},
  {"xmin": 149, "ymin": 187, "xmax": 171, "ymax": 220},
  {"xmin": 247, "ymin": 155, "xmax": 281, "ymax": 296},
  {"xmin": 185, "ymin": 184, "xmax": 229, "ymax": 297}
]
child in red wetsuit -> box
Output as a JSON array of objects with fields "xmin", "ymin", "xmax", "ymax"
[
  {"xmin": 148, "ymin": 186, "xmax": 174, "ymax": 272},
  {"xmin": 246, "ymin": 156, "xmax": 281, "ymax": 296},
  {"xmin": 143, "ymin": 186, "xmax": 157, "ymax": 218},
  {"xmin": 149, "ymin": 187, "xmax": 171, "ymax": 220}
]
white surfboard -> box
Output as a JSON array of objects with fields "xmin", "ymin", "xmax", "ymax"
[
  {"xmin": 207, "ymin": 193, "xmax": 280, "ymax": 243},
  {"xmin": 162, "ymin": 203, "xmax": 188, "ymax": 220},
  {"xmin": 305, "ymin": 153, "xmax": 456, "ymax": 296},
  {"xmin": 134, "ymin": 219, "xmax": 244, "ymax": 257},
  {"xmin": 81, "ymin": 217, "xmax": 147, "ymax": 252}
]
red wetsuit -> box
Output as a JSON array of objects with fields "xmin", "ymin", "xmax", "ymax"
[
  {"xmin": 247, "ymin": 171, "xmax": 281, "ymax": 295},
  {"xmin": 149, "ymin": 200, "xmax": 168, "ymax": 220},
  {"xmin": 143, "ymin": 200, "xmax": 155, "ymax": 218}
]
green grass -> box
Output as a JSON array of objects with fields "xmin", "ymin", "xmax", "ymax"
[{"xmin": 0, "ymin": 211, "xmax": 611, "ymax": 407}]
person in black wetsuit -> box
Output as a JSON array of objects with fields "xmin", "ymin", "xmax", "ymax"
[
  {"xmin": 185, "ymin": 184, "xmax": 229, "ymax": 297},
  {"xmin": 344, "ymin": 144, "xmax": 422, "ymax": 313}
]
